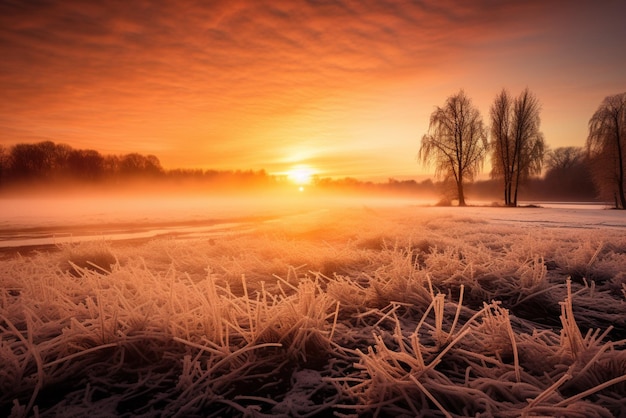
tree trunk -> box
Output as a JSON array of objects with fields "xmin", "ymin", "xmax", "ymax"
[
  {"xmin": 457, "ymin": 180, "xmax": 466, "ymax": 206},
  {"xmin": 513, "ymin": 155, "xmax": 522, "ymax": 206},
  {"xmin": 506, "ymin": 183, "xmax": 511, "ymax": 206},
  {"xmin": 504, "ymin": 183, "xmax": 508, "ymax": 206},
  {"xmin": 505, "ymin": 181, "xmax": 513, "ymax": 206},
  {"xmin": 615, "ymin": 123, "xmax": 625, "ymax": 209}
]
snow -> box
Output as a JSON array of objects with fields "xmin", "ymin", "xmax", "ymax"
[{"xmin": 0, "ymin": 196, "xmax": 623, "ymax": 250}]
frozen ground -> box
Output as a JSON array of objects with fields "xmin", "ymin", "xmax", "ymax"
[
  {"xmin": 1, "ymin": 197, "xmax": 625, "ymax": 416},
  {"xmin": 0, "ymin": 195, "xmax": 620, "ymax": 250}
]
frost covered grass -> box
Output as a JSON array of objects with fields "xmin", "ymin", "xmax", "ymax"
[{"xmin": 1, "ymin": 206, "xmax": 626, "ymax": 417}]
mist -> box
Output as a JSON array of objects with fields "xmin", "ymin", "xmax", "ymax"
[
  {"xmin": 2, "ymin": 145, "xmax": 625, "ymax": 417},
  {"xmin": 0, "ymin": 185, "xmax": 438, "ymax": 251}
]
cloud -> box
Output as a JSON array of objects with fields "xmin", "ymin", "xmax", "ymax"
[
  {"xmin": 0, "ymin": 0, "xmax": 553, "ymax": 105},
  {"xmin": 1, "ymin": 0, "xmax": 625, "ymax": 177}
]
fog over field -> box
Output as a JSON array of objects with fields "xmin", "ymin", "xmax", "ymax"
[
  {"xmin": 0, "ymin": 194, "xmax": 615, "ymax": 248},
  {"xmin": 0, "ymin": 194, "xmax": 430, "ymax": 249},
  {"xmin": 1, "ymin": 196, "xmax": 625, "ymax": 417}
]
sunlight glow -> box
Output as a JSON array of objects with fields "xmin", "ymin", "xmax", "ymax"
[{"xmin": 287, "ymin": 166, "xmax": 315, "ymax": 185}]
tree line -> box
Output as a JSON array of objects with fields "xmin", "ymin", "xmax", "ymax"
[
  {"xmin": 1, "ymin": 87, "xmax": 621, "ymax": 203},
  {"xmin": 0, "ymin": 138, "xmax": 598, "ymax": 201},
  {"xmin": 0, "ymin": 141, "xmax": 277, "ymax": 190},
  {"xmin": 0, "ymin": 141, "xmax": 439, "ymax": 195},
  {"xmin": 419, "ymin": 90, "xmax": 626, "ymax": 208},
  {"xmin": 0, "ymin": 142, "xmax": 163, "ymax": 183},
  {"xmin": 0, "ymin": 141, "xmax": 440, "ymax": 196}
]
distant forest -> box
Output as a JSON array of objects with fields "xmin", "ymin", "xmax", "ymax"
[{"xmin": 0, "ymin": 140, "xmax": 598, "ymax": 201}]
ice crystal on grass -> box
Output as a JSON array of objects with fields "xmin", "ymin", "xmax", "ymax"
[
  {"xmin": 1, "ymin": 206, "xmax": 625, "ymax": 416},
  {"xmin": 58, "ymin": 241, "xmax": 117, "ymax": 277}
]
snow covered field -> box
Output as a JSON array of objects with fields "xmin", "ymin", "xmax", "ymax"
[
  {"xmin": 0, "ymin": 195, "xmax": 619, "ymax": 250},
  {"xmin": 1, "ymin": 197, "xmax": 625, "ymax": 416}
]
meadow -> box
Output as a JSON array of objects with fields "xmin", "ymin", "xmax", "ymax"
[{"xmin": 1, "ymin": 202, "xmax": 626, "ymax": 417}]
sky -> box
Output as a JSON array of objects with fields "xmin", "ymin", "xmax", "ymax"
[{"xmin": 1, "ymin": 0, "xmax": 625, "ymax": 181}]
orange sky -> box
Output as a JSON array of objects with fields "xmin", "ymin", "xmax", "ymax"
[{"xmin": 1, "ymin": 0, "xmax": 625, "ymax": 180}]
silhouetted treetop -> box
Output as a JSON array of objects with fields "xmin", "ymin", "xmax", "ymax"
[
  {"xmin": 489, "ymin": 88, "xmax": 545, "ymax": 206},
  {"xmin": 546, "ymin": 146, "xmax": 583, "ymax": 172},
  {"xmin": 1, "ymin": 141, "xmax": 166, "ymax": 184},
  {"xmin": 419, "ymin": 90, "xmax": 488, "ymax": 206},
  {"xmin": 543, "ymin": 147, "xmax": 595, "ymax": 200},
  {"xmin": 586, "ymin": 92, "xmax": 626, "ymax": 208}
]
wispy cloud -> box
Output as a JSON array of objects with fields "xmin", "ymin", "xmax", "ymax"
[{"xmin": 1, "ymin": 0, "xmax": 625, "ymax": 178}]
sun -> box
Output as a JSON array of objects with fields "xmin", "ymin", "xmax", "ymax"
[{"xmin": 287, "ymin": 166, "xmax": 315, "ymax": 185}]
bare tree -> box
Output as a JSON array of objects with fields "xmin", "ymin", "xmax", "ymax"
[
  {"xmin": 490, "ymin": 90, "xmax": 514, "ymax": 205},
  {"xmin": 586, "ymin": 92, "xmax": 626, "ymax": 209},
  {"xmin": 0, "ymin": 145, "xmax": 8, "ymax": 184},
  {"xmin": 543, "ymin": 147, "xmax": 595, "ymax": 199},
  {"xmin": 419, "ymin": 90, "xmax": 488, "ymax": 206},
  {"xmin": 119, "ymin": 153, "xmax": 163, "ymax": 177},
  {"xmin": 546, "ymin": 146, "xmax": 583, "ymax": 172},
  {"xmin": 489, "ymin": 88, "xmax": 545, "ymax": 206},
  {"xmin": 67, "ymin": 149, "xmax": 105, "ymax": 180}
]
